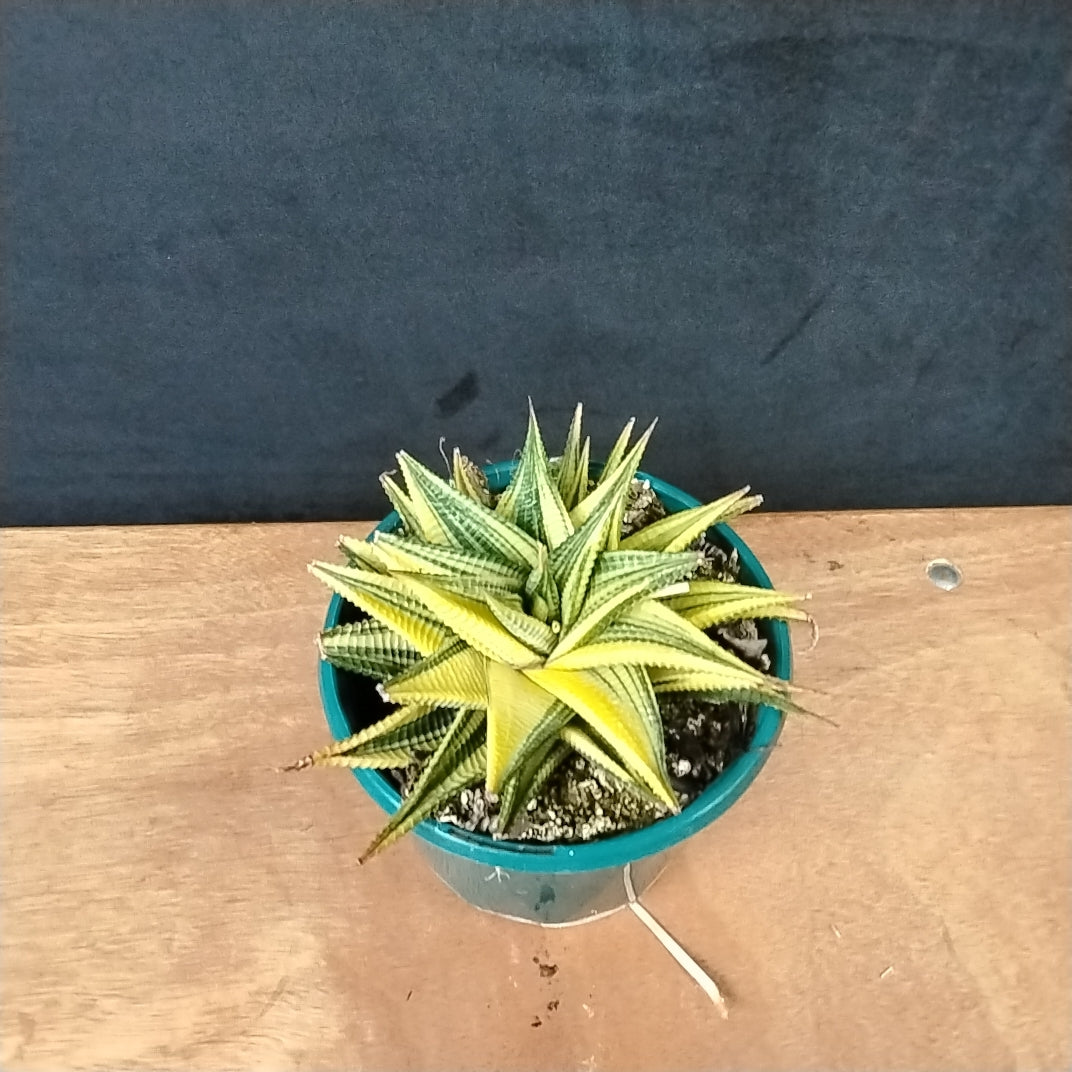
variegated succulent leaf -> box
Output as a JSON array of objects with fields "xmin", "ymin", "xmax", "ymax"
[{"xmin": 302, "ymin": 402, "xmax": 809, "ymax": 857}]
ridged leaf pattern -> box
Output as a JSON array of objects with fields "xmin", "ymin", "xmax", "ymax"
[{"xmin": 295, "ymin": 403, "xmax": 808, "ymax": 859}]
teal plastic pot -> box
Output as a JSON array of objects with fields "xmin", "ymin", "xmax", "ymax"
[{"xmin": 318, "ymin": 464, "xmax": 790, "ymax": 925}]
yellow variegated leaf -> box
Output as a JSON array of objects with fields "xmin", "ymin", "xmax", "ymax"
[
  {"xmin": 397, "ymin": 450, "xmax": 541, "ymax": 569},
  {"xmin": 570, "ymin": 419, "xmax": 656, "ymax": 529},
  {"xmin": 485, "ymin": 595, "xmax": 556, "ymax": 655},
  {"xmin": 308, "ymin": 561, "xmax": 451, "ymax": 655},
  {"xmin": 556, "ymin": 403, "xmax": 586, "ymax": 509},
  {"xmin": 666, "ymin": 580, "xmax": 810, "ymax": 630},
  {"xmin": 626, "ymin": 598, "xmax": 779, "ymax": 674},
  {"xmin": 338, "ymin": 535, "xmax": 390, "ymax": 572},
  {"xmin": 559, "ymin": 724, "xmax": 663, "ymax": 805},
  {"xmin": 523, "ymin": 666, "xmax": 676, "ymax": 808},
  {"xmin": 381, "ymin": 641, "xmax": 489, "ymax": 708},
  {"xmin": 485, "ymin": 662, "xmax": 571, "ymax": 792},
  {"xmin": 369, "ymin": 531, "xmax": 526, "ymax": 589},
  {"xmin": 555, "ymin": 598, "xmax": 773, "ymax": 688},
  {"xmin": 549, "ymin": 550, "xmax": 699, "ymax": 659},
  {"xmin": 535, "ymin": 458, "xmax": 574, "ymax": 549},
  {"xmin": 396, "ymin": 575, "xmax": 544, "ymax": 668},
  {"xmin": 597, "ymin": 417, "xmax": 636, "ymax": 487},
  {"xmin": 283, "ymin": 702, "xmax": 435, "ymax": 770},
  {"xmin": 649, "ymin": 668, "xmax": 793, "ymax": 705},
  {"xmin": 619, "ymin": 487, "xmax": 763, "ymax": 552},
  {"xmin": 380, "ymin": 473, "xmax": 435, "ymax": 542},
  {"xmin": 495, "ymin": 402, "xmax": 574, "ymax": 548},
  {"xmin": 551, "ymin": 637, "xmax": 771, "ymax": 690},
  {"xmin": 360, "ymin": 709, "xmax": 487, "ymax": 862},
  {"xmin": 574, "ymin": 437, "xmax": 591, "ymax": 507}
]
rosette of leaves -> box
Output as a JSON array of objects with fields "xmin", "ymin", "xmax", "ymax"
[{"xmin": 292, "ymin": 403, "xmax": 809, "ymax": 860}]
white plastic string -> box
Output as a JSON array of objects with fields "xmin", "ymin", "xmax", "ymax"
[{"xmin": 623, "ymin": 863, "xmax": 729, "ymax": 1018}]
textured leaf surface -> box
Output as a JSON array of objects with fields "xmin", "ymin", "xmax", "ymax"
[
  {"xmin": 360, "ymin": 709, "xmax": 487, "ymax": 861},
  {"xmin": 496, "ymin": 737, "xmax": 571, "ymax": 835},
  {"xmin": 666, "ymin": 580, "xmax": 810, "ymax": 630},
  {"xmin": 284, "ymin": 702, "xmax": 434, "ymax": 770},
  {"xmin": 369, "ymin": 532, "xmax": 527, "ymax": 588},
  {"xmin": 496, "ymin": 403, "xmax": 573, "ymax": 548},
  {"xmin": 570, "ymin": 419, "xmax": 655, "ymax": 530},
  {"xmin": 396, "ymin": 575, "xmax": 544, "ymax": 668},
  {"xmin": 398, "ymin": 450, "xmax": 541, "ymax": 568},
  {"xmin": 382, "ymin": 640, "xmax": 489, "ymax": 708},
  {"xmin": 338, "ymin": 536, "xmax": 389, "ymax": 572},
  {"xmin": 379, "ymin": 473, "xmax": 428, "ymax": 541},
  {"xmin": 485, "ymin": 661, "xmax": 571, "ymax": 792},
  {"xmin": 308, "ymin": 561, "xmax": 451, "ymax": 655},
  {"xmin": 523, "ymin": 666, "xmax": 676, "ymax": 808},
  {"xmin": 318, "ymin": 620, "xmax": 421, "ymax": 679},
  {"xmin": 619, "ymin": 487, "xmax": 762, "ymax": 552},
  {"xmin": 556, "ymin": 403, "xmax": 586, "ymax": 510},
  {"xmin": 550, "ymin": 550, "xmax": 699, "ymax": 658},
  {"xmin": 485, "ymin": 595, "xmax": 557, "ymax": 655}
]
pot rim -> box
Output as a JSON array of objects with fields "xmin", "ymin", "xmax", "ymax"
[{"xmin": 318, "ymin": 463, "xmax": 790, "ymax": 873}]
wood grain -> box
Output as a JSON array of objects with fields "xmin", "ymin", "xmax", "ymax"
[{"xmin": 2, "ymin": 509, "xmax": 1069, "ymax": 1071}]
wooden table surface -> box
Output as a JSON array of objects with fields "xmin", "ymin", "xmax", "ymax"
[{"xmin": 2, "ymin": 508, "xmax": 1070, "ymax": 1071}]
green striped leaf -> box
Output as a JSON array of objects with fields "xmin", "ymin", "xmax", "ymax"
[
  {"xmin": 495, "ymin": 402, "xmax": 573, "ymax": 548},
  {"xmin": 570, "ymin": 419, "xmax": 656, "ymax": 531},
  {"xmin": 485, "ymin": 662, "xmax": 572, "ymax": 792},
  {"xmin": 549, "ymin": 450, "xmax": 654, "ymax": 631},
  {"xmin": 485, "ymin": 595, "xmax": 557, "ymax": 655},
  {"xmin": 343, "ymin": 705, "xmax": 458, "ymax": 761},
  {"xmin": 522, "ymin": 541, "xmax": 561, "ymax": 625},
  {"xmin": 369, "ymin": 531, "xmax": 527, "ymax": 589},
  {"xmin": 620, "ymin": 487, "xmax": 763, "ymax": 552},
  {"xmin": 282, "ymin": 702, "xmax": 434, "ymax": 770},
  {"xmin": 308, "ymin": 561, "xmax": 451, "ymax": 656},
  {"xmin": 318, "ymin": 619, "xmax": 422, "ymax": 678},
  {"xmin": 556, "ymin": 404, "xmax": 586, "ymax": 509},
  {"xmin": 396, "ymin": 451, "xmax": 541, "ymax": 569},
  {"xmin": 496, "ymin": 737, "xmax": 571, "ymax": 835},
  {"xmin": 360, "ymin": 709, "xmax": 487, "ymax": 862},
  {"xmin": 382, "ymin": 640, "xmax": 489, "ymax": 708},
  {"xmin": 666, "ymin": 580, "xmax": 810, "ymax": 630},
  {"xmin": 549, "ymin": 550, "xmax": 699, "ymax": 659},
  {"xmin": 379, "ymin": 473, "xmax": 435, "ymax": 542}
]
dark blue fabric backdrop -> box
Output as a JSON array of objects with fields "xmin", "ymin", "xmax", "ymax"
[{"xmin": 3, "ymin": 0, "xmax": 1069, "ymax": 524}]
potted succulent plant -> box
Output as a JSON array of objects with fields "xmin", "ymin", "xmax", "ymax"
[{"xmin": 288, "ymin": 403, "xmax": 810, "ymax": 924}]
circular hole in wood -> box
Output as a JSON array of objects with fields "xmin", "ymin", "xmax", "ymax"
[{"xmin": 926, "ymin": 559, "xmax": 962, "ymax": 591}]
